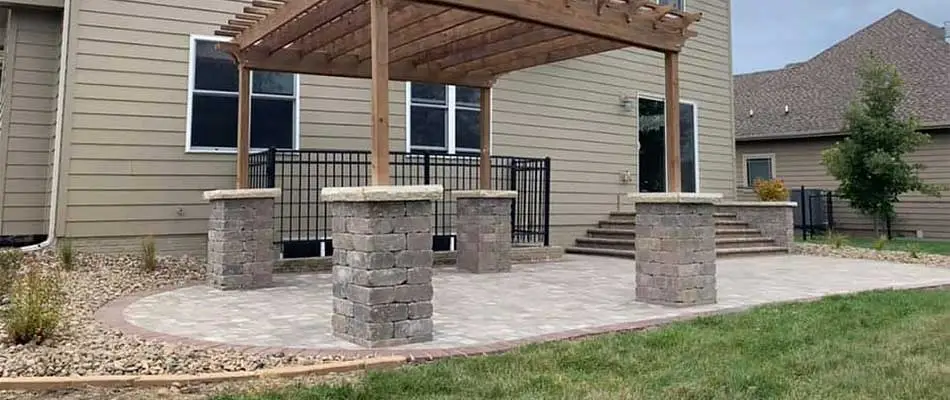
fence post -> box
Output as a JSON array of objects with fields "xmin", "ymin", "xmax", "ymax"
[
  {"xmin": 543, "ymin": 157, "xmax": 552, "ymax": 247},
  {"xmin": 886, "ymin": 214, "xmax": 893, "ymax": 240},
  {"xmin": 265, "ymin": 147, "xmax": 277, "ymax": 188},
  {"xmin": 509, "ymin": 160, "xmax": 517, "ymax": 244},
  {"xmin": 799, "ymin": 185, "xmax": 807, "ymax": 241},
  {"xmin": 826, "ymin": 191, "xmax": 834, "ymax": 232}
]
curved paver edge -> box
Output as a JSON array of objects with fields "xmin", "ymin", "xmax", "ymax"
[
  {"xmin": 94, "ymin": 281, "xmax": 950, "ymax": 361},
  {"xmin": 0, "ymin": 356, "xmax": 407, "ymax": 391}
]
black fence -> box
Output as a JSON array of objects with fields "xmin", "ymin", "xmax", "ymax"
[
  {"xmin": 792, "ymin": 186, "xmax": 835, "ymax": 240},
  {"xmin": 249, "ymin": 148, "xmax": 552, "ymax": 258}
]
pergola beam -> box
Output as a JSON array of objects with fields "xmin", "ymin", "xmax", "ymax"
[
  {"xmin": 391, "ymin": 17, "xmax": 516, "ymax": 63},
  {"xmin": 255, "ymin": 0, "xmax": 365, "ymax": 53},
  {"xmin": 352, "ymin": 9, "xmax": 482, "ymax": 61},
  {"xmin": 323, "ymin": 3, "xmax": 446, "ymax": 59},
  {"xmin": 406, "ymin": 0, "xmax": 694, "ymax": 52},
  {"xmin": 235, "ymin": 0, "xmax": 322, "ymax": 49}
]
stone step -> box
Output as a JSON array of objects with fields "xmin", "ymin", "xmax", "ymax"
[
  {"xmin": 715, "ymin": 220, "xmax": 750, "ymax": 227},
  {"xmin": 598, "ymin": 220, "xmax": 636, "ymax": 229},
  {"xmin": 715, "ymin": 237, "xmax": 776, "ymax": 249},
  {"xmin": 713, "ymin": 212, "xmax": 738, "ymax": 218},
  {"xmin": 715, "ymin": 228, "xmax": 762, "ymax": 238},
  {"xmin": 716, "ymin": 246, "xmax": 789, "ymax": 257},
  {"xmin": 587, "ymin": 228, "xmax": 637, "ymax": 239},
  {"xmin": 574, "ymin": 237, "xmax": 636, "ymax": 250},
  {"xmin": 565, "ymin": 247, "xmax": 637, "ymax": 259}
]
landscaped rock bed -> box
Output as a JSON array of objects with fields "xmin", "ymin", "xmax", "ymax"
[
  {"xmin": 794, "ymin": 242, "xmax": 950, "ymax": 266},
  {"xmin": 0, "ymin": 250, "xmax": 345, "ymax": 378}
]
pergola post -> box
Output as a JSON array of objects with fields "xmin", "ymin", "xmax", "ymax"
[
  {"xmin": 236, "ymin": 64, "xmax": 251, "ymax": 189},
  {"xmin": 664, "ymin": 51, "xmax": 681, "ymax": 193},
  {"xmin": 479, "ymin": 87, "xmax": 491, "ymax": 190},
  {"xmin": 370, "ymin": 0, "xmax": 390, "ymax": 186}
]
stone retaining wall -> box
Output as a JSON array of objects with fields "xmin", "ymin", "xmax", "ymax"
[{"xmin": 718, "ymin": 201, "xmax": 796, "ymax": 250}]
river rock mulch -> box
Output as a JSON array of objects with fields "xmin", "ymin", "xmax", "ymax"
[
  {"xmin": 793, "ymin": 242, "xmax": 950, "ymax": 266},
  {"xmin": 0, "ymin": 250, "xmax": 347, "ymax": 378}
]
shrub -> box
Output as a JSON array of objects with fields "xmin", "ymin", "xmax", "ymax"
[
  {"xmin": 823, "ymin": 230, "xmax": 848, "ymax": 249},
  {"xmin": 0, "ymin": 249, "xmax": 24, "ymax": 295},
  {"xmin": 872, "ymin": 236, "xmax": 888, "ymax": 251},
  {"xmin": 57, "ymin": 238, "xmax": 74, "ymax": 271},
  {"xmin": 905, "ymin": 242, "xmax": 921, "ymax": 259},
  {"xmin": 753, "ymin": 178, "xmax": 790, "ymax": 202},
  {"xmin": 141, "ymin": 236, "xmax": 158, "ymax": 272},
  {"xmin": 2, "ymin": 266, "xmax": 65, "ymax": 344}
]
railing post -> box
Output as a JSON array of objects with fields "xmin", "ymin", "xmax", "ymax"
[
  {"xmin": 543, "ymin": 157, "xmax": 552, "ymax": 246},
  {"xmin": 509, "ymin": 160, "xmax": 517, "ymax": 243},
  {"xmin": 265, "ymin": 147, "xmax": 277, "ymax": 188},
  {"xmin": 423, "ymin": 153, "xmax": 431, "ymax": 185},
  {"xmin": 799, "ymin": 185, "xmax": 807, "ymax": 241}
]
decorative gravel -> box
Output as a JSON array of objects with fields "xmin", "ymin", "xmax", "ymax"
[
  {"xmin": 0, "ymin": 250, "xmax": 346, "ymax": 378},
  {"xmin": 793, "ymin": 242, "xmax": 950, "ymax": 266}
]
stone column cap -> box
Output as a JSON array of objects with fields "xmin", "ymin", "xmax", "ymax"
[
  {"xmin": 719, "ymin": 200, "xmax": 798, "ymax": 207},
  {"xmin": 203, "ymin": 188, "xmax": 281, "ymax": 201},
  {"xmin": 452, "ymin": 190, "xmax": 517, "ymax": 199},
  {"xmin": 321, "ymin": 185, "xmax": 444, "ymax": 202},
  {"xmin": 627, "ymin": 192, "xmax": 722, "ymax": 204}
]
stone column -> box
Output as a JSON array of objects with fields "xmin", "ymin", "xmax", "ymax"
[
  {"xmin": 718, "ymin": 201, "xmax": 797, "ymax": 250},
  {"xmin": 202, "ymin": 188, "xmax": 281, "ymax": 291},
  {"xmin": 322, "ymin": 185, "xmax": 442, "ymax": 348},
  {"xmin": 453, "ymin": 190, "xmax": 516, "ymax": 273},
  {"xmin": 629, "ymin": 193, "xmax": 721, "ymax": 307}
]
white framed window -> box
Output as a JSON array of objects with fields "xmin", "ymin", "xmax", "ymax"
[
  {"xmin": 404, "ymin": 82, "xmax": 490, "ymax": 155},
  {"xmin": 185, "ymin": 35, "xmax": 300, "ymax": 153},
  {"xmin": 636, "ymin": 93, "xmax": 701, "ymax": 193},
  {"xmin": 743, "ymin": 153, "xmax": 775, "ymax": 187},
  {"xmin": 656, "ymin": 0, "xmax": 685, "ymax": 10}
]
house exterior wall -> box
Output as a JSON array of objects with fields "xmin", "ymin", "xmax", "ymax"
[
  {"xmin": 0, "ymin": 7, "xmax": 61, "ymax": 236},
  {"xmin": 736, "ymin": 129, "xmax": 950, "ymax": 239},
  {"xmin": 54, "ymin": 0, "xmax": 734, "ymax": 254}
]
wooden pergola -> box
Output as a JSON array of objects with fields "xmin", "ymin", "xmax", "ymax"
[{"xmin": 216, "ymin": 0, "xmax": 701, "ymax": 191}]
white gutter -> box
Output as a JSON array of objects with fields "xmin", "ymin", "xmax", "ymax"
[{"xmin": 21, "ymin": 0, "xmax": 70, "ymax": 251}]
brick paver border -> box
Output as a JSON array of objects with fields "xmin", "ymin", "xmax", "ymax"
[{"xmin": 94, "ymin": 281, "xmax": 950, "ymax": 361}]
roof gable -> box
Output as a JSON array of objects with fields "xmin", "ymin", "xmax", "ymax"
[{"xmin": 735, "ymin": 10, "xmax": 950, "ymax": 140}]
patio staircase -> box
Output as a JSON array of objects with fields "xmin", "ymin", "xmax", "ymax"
[{"xmin": 565, "ymin": 210, "xmax": 787, "ymax": 259}]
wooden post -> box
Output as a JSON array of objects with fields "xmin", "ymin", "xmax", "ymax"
[
  {"xmin": 664, "ymin": 51, "xmax": 681, "ymax": 193},
  {"xmin": 479, "ymin": 87, "xmax": 491, "ymax": 190},
  {"xmin": 236, "ymin": 64, "xmax": 251, "ymax": 189},
  {"xmin": 370, "ymin": 0, "xmax": 390, "ymax": 185}
]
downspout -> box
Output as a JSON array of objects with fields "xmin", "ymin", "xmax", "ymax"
[{"xmin": 21, "ymin": 0, "xmax": 71, "ymax": 252}]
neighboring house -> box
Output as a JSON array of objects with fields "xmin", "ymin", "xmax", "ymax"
[
  {"xmin": 734, "ymin": 10, "xmax": 950, "ymax": 239},
  {"xmin": 0, "ymin": 0, "xmax": 735, "ymax": 256}
]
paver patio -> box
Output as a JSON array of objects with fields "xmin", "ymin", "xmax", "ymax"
[{"xmin": 100, "ymin": 254, "xmax": 950, "ymax": 355}]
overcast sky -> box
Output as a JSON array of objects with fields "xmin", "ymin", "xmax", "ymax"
[{"xmin": 731, "ymin": 0, "xmax": 949, "ymax": 74}]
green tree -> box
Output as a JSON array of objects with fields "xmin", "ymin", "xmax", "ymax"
[{"xmin": 821, "ymin": 55, "xmax": 942, "ymax": 233}]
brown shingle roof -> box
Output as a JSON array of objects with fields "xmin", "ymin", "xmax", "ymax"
[{"xmin": 735, "ymin": 10, "xmax": 950, "ymax": 140}]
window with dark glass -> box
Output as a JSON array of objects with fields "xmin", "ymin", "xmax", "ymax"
[
  {"xmin": 746, "ymin": 157, "xmax": 774, "ymax": 187},
  {"xmin": 188, "ymin": 38, "xmax": 297, "ymax": 151},
  {"xmin": 408, "ymin": 83, "xmax": 483, "ymax": 154}
]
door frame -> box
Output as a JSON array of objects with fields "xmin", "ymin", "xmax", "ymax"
[{"xmin": 635, "ymin": 92, "xmax": 701, "ymax": 192}]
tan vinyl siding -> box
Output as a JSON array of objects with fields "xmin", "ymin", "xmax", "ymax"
[
  {"xmin": 63, "ymin": 0, "xmax": 734, "ymax": 254},
  {"xmin": 0, "ymin": 7, "xmax": 60, "ymax": 236},
  {"xmin": 736, "ymin": 130, "xmax": 950, "ymax": 239}
]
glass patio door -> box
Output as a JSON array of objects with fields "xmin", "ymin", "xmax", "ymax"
[{"xmin": 637, "ymin": 97, "xmax": 697, "ymax": 193}]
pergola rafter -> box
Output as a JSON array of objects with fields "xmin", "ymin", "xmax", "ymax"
[{"xmin": 214, "ymin": 0, "xmax": 702, "ymax": 191}]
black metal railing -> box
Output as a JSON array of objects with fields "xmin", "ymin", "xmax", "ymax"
[
  {"xmin": 249, "ymin": 148, "xmax": 552, "ymax": 258},
  {"xmin": 792, "ymin": 186, "xmax": 835, "ymax": 241}
]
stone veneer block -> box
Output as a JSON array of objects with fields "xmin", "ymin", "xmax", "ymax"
[
  {"xmin": 203, "ymin": 188, "xmax": 281, "ymax": 291},
  {"xmin": 718, "ymin": 201, "xmax": 797, "ymax": 250},
  {"xmin": 322, "ymin": 185, "xmax": 442, "ymax": 347},
  {"xmin": 629, "ymin": 192, "xmax": 720, "ymax": 307},
  {"xmin": 453, "ymin": 191, "xmax": 517, "ymax": 273}
]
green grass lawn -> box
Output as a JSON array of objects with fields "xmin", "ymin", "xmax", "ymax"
[
  {"xmin": 215, "ymin": 289, "xmax": 950, "ymax": 400},
  {"xmin": 803, "ymin": 235, "xmax": 950, "ymax": 255}
]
